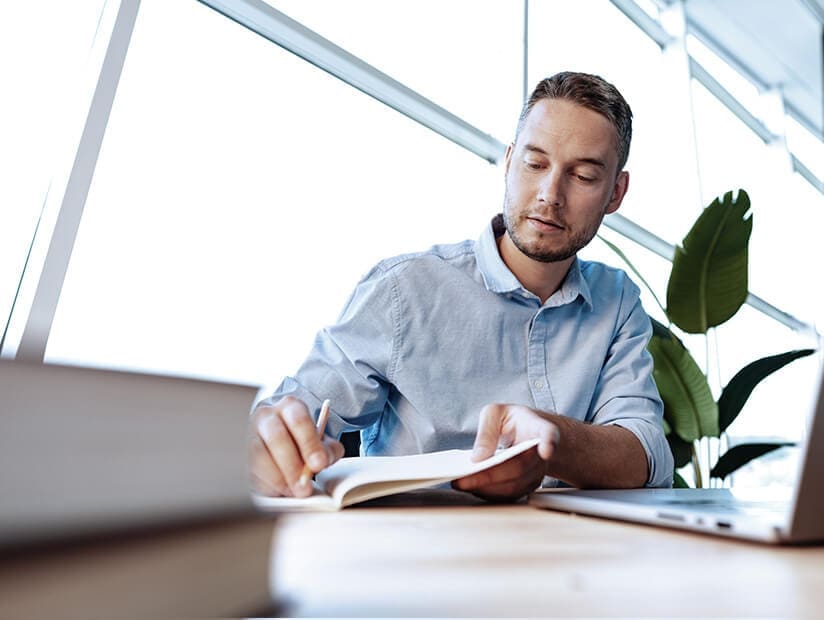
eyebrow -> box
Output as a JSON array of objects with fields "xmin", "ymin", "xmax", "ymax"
[{"xmin": 523, "ymin": 143, "xmax": 606, "ymax": 168}]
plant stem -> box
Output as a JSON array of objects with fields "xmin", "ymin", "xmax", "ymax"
[
  {"xmin": 702, "ymin": 329, "xmax": 725, "ymax": 489},
  {"xmin": 721, "ymin": 432, "xmax": 729, "ymax": 488},
  {"xmin": 707, "ymin": 438, "xmax": 712, "ymax": 487},
  {"xmin": 596, "ymin": 235, "xmax": 668, "ymax": 317},
  {"xmin": 711, "ymin": 328, "xmax": 722, "ymax": 398},
  {"xmin": 702, "ymin": 334, "xmax": 711, "ymax": 488},
  {"xmin": 691, "ymin": 443, "xmax": 703, "ymax": 488}
]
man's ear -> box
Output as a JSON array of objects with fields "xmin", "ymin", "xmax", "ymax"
[{"xmin": 605, "ymin": 170, "xmax": 629, "ymax": 215}]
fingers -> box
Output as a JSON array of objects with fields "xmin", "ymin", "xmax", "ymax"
[
  {"xmin": 249, "ymin": 434, "xmax": 288, "ymax": 496},
  {"xmin": 279, "ymin": 398, "xmax": 328, "ymax": 472},
  {"xmin": 251, "ymin": 396, "xmax": 344, "ymax": 498},
  {"xmin": 471, "ymin": 404, "xmax": 509, "ymax": 462},
  {"xmin": 454, "ymin": 449, "xmax": 536, "ymax": 489},
  {"xmin": 253, "ymin": 401, "xmax": 311, "ymax": 497},
  {"xmin": 472, "ymin": 403, "xmax": 560, "ymax": 462},
  {"xmin": 536, "ymin": 419, "xmax": 560, "ymax": 461},
  {"xmin": 453, "ymin": 449, "xmax": 546, "ymax": 501},
  {"xmin": 323, "ymin": 436, "xmax": 346, "ymax": 465},
  {"xmin": 508, "ymin": 405, "xmax": 560, "ymax": 460},
  {"xmin": 463, "ymin": 403, "xmax": 560, "ymax": 501}
]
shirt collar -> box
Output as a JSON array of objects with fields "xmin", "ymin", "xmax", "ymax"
[
  {"xmin": 475, "ymin": 215, "xmax": 523, "ymax": 294},
  {"xmin": 553, "ymin": 257, "xmax": 593, "ymax": 310},
  {"xmin": 475, "ymin": 214, "xmax": 593, "ymax": 310}
]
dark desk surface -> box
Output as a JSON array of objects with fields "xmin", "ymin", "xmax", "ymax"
[{"xmin": 0, "ymin": 514, "xmax": 276, "ymax": 617}]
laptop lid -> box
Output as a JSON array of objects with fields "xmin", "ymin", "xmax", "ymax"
[
  {"xmin": 0, "ymin": 359, "xmax": 261, "ymax": 546},
  {"xmin": 786, "ymin": 358, "xmax": 824, "ymax": 541}
]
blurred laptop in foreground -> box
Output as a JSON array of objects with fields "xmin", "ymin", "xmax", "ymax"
[{"xmin": 0, "ymin": 359, "xmax": 260, "ymax": 546}]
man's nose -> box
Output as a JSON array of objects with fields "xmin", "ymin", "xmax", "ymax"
[{"xmin": 537, "ymin": 170, "xmax": 564, "ymax": 207}]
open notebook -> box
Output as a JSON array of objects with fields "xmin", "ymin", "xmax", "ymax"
[{"xmin": 253, "ymin": 438, "xmax": 540, "ymax": 511}]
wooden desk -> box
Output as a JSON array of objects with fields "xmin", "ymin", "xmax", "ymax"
[{"xmin": 270, "ymin": 491, "xmax": 824, "ymax": 617}]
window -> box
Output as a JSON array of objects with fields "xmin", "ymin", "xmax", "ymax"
[
  {"xmin": 45, "ymin": 0, "xmax": 502, "ymax": 386},
  {"xmin": 0, "ymin": 1, "xmax": 106, "ymax": 342},
  {"xmin": 786, "ymin": 115, "xmax": 824, "ymax": 181},
  {"xmin": 266, "ymin": 0, "xmax": 524, "ymax": 142}
]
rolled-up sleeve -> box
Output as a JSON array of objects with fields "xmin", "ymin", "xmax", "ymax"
[
  {"xmin": 256, "ymin": 264, "xmax": 400, "ymax": 439},
  {"xmin": 589, "ymin": 285, "xmax": 673, "ymax": 488}
]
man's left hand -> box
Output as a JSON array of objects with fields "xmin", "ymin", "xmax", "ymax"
[{"xmin": 452, "ymin": 403, "xmax": 559, "ymax": 501}]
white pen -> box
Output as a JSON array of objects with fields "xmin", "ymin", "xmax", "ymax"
[{"xmin": 298, "ymin": 399, "xmax": 331, "ymax": 487}]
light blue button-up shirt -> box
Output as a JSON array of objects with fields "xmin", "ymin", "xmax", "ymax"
[{"xmin": 265, "ymin": 215, "xmax": 673, "ymax": 487}]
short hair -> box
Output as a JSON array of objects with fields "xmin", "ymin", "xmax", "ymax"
[{"xmin": 516, "ymin": 71, "xmax": 633, "ymax": 172}]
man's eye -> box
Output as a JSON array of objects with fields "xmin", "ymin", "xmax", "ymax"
[
  {"xmin": 524, "ymin": 160, "xmax": 542, "ymax": 170},
  {"xmin": 576, "ymin": 174, "xmax": 595, "ymax": 183}
]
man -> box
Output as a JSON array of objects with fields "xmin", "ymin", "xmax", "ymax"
[{"xmin": 250, "ymin": 71, "xmax": 673, "ymax": 501}]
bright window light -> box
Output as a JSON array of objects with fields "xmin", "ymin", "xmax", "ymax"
[
  {"xmin": 786, "ymin": 116, "xmax": 824, "ymax": 181},
  {"xmin": 44, "ymin": 0, "xmax": 503, "ymax": 387},
  {"xmin": 265, "ymin": 0, "xmax": 524, "ymax": 143},
  {"xmin": 0, "ymin": 1, "xmax": 106, "ymax": 342}
]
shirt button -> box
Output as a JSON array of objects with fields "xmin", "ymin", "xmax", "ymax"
[{"xmin": 533, "ymin": 380, "xmax": 544, "ymax": 389}]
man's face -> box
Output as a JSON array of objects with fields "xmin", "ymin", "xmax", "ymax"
[{"xmin": 502, "ymin": 98, "xmax": 628, "ymax": 263}]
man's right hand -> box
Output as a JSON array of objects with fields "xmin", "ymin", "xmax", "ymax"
[{"xmin": 249, "ymin": 396, "xmax": 345, "ymax": 498}]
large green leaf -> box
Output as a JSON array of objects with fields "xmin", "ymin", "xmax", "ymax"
[
  {"xmin": 650, "ymin": 317, "xmax": 677, "ymax": 341},
  {"xmin": 710, "ymin": 442, "xmax": 794, "ymax": 480},
  {"xmin": 666, "ymin": 431, "xmax": 693, "ymax": 468},
  {"xmin": 718, "ymin": 349, "xmax": 815, "ymax": 432},
  {"xmin": 648, "ymin": 332, "xmax": 719, "ymax": 441},
  {"xmin": 666, "ymin": 190, "xmax": 752, "ymax": 334},
  {"xmin": 673, "ymin": 471, "xmax": 690, "ymax": 488}
]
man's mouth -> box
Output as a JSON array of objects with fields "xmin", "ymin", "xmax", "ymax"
[{"xmin": 527, "ymin": 215, "xmax": 565, "ymax": 230}]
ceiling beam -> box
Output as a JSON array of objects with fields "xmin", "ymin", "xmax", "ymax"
[{"xmin": 197, "ymin": 0, "xmax": 507, "ymax": 164}]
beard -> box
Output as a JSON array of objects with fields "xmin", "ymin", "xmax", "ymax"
[{"xmin": 502, "ymin": 191, "xmax": 604, "ymax": 264}]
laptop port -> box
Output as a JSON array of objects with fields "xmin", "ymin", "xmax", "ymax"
[
  {"xmin": 656, "ymin": 512, "xmax": 685, "ymax": 522},
  {"xmin": 716, "ymin": 521, "xmax": 733, "ymax": 529}
]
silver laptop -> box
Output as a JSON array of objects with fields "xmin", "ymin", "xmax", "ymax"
[
  {"xmin": 0, "ymin": 359, "xmax": 260, "ymax": 546},
  {"xmin": 529, "ymin": 362, "xmax": 824, "ymax": 544}
]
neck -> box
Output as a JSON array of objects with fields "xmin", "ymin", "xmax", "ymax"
[{"xmin": 497, "ymin": 232, "xmax": 574, "ymax": 304}]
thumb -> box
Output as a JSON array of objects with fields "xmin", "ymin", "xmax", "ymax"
[
  {"xmin": 509, "ymin": 405, "xmax": 560, "ymax": 460},
  {"xmin": 324, "ymin": 437, "xmax": 346, "ymax": 466},
  {"xmin": 471, "ymin": 404, "xmax": 508, "ymax": 462},
  {"xmin": 536, "ymin": 421, "xmax": 560, "ymax": 461}
]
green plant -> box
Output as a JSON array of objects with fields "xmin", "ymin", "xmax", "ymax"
[{"xmin": 602, "ymin": 189, "xmax": 815, "ymax": 487}]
